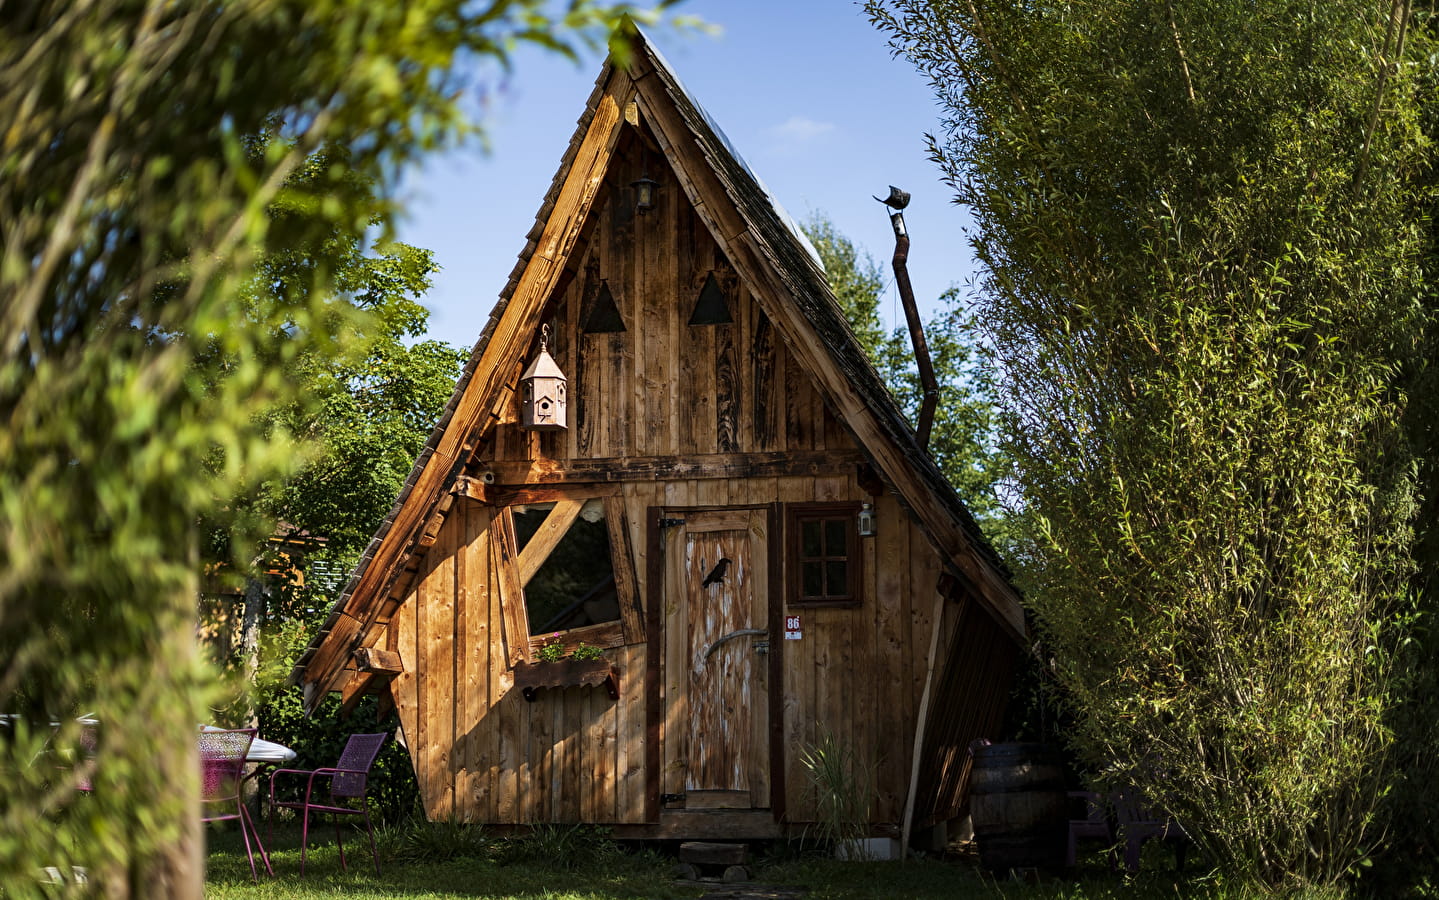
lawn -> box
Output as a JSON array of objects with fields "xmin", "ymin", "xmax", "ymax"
[{"xmin": 202, "ymin": 820, "xmax": 1252, "ymax": 900}]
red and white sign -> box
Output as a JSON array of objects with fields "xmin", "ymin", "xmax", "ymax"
[{"xmin": 784, "ymin": 615, "xmax": 802, "ymax": 640}]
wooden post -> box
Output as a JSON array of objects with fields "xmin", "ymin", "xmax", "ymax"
[{"xmin": 900, "ymin": 590, "xmax": 948, "ymax": 860}]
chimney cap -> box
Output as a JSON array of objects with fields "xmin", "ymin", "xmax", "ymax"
[{"xmin": 874, "ymin": 185, "xmax": 911, "ymax": 210}]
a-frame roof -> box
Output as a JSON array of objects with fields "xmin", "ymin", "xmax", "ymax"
[{"xmin": 295, "ymin": 30, "xmax": 1024, "ymax": 711}]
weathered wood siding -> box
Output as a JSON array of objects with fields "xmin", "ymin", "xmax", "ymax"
[
  {"xmin": 774, "ymin": 483, "xmax": 944, "ymax": 826},
  {"xmin": 393, "ymin": 500, "xmax": 651, "ymax": 823},
  {"xmin": 391, "ymin": 483, "xmax": 953, "ymax": 828},
  {"xmin": 487, "ymin": 125, "xmax": 838, "ymax": 466},
  {"xmin": 388, "ymin": 118, "xmax": 1001, "ymax": 831}
]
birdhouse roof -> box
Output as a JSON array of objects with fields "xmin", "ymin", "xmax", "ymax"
[
  {"xmin": 520, "ymin": 346, "xmax": 565, "ymax": 381},
  {"xmin": 293, "ymin": 26, "xmax": 1023, "ymax": 709}
]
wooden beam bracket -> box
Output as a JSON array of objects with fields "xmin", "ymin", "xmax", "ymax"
[
  {"xmin": 354, "ymin": 647, "xmax": 404, "ymax": 676},
  {"xmin": 418, "ymin": 510, "xmax": 447, "ymax": 548},
  {"xmin": 452, "ymin": 474, "xmax": 490, "ymax": 505}
]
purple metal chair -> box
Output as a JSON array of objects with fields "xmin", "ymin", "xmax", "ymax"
[
  {"xmin": 1065, "ymin": 790, "xmax": 1115, "ymax": 869},
  {"xmin": 268, "ymin": 732, "xmax": 388, "ymax": 875},
  {"xmin": 199, "ymin": 727, "xmax": 272, "ymax": 879}
]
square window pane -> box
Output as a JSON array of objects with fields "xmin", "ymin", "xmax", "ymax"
[
  {"xmin": 801, "ymin": 520, "xmax": 822, "ymax": 558},
  {"xmin": 802, "ymin": 561, "xmax": 824, "ymax": 597},
  {"xmin": 825, "ymin": 560, "xmax": 847, "ymax": 596},
  {"xmin": 824, "ymin": 519, "xmax": 846, "ymax": 555}
]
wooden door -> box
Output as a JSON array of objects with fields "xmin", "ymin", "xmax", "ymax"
[{"xmin": 662, "ymin": 508, "xmax": 770, "ymax": 809}]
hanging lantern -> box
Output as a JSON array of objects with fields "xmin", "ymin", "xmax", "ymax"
[
  {"xmin": 520, "ymin": 324, "xmax": 567, "ymax": 431},
  {"xmin": 857, "ymin": 502, "xmax": 876, "ymax": 537},
  {"xmin": 631, "ymin": 172, "xmax": 659, "ymax": 213}
]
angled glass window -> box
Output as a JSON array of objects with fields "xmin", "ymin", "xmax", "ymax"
[
  {"xmin": 495, "ymin": 493, "xmax": 644, "ymax": 663},
  {"xmin": 512, "ymin": 499, "xmax": 621, "ymax": 635}
]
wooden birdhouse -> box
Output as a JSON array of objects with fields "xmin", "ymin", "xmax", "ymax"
[{"xmin": 520, "ymin": 326, "xmax": 567, "ymax": 431}]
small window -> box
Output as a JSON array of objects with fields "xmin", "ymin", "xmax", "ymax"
[
  {"xmin": 787, "ymin": 503, "xmax": 861, "ymax": 607},
  {"xmin": 513, "ymin": 500, "xmax": 621, "ymax": 634}
]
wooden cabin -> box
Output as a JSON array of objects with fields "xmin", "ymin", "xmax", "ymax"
[{"xmin": 294, "ymin": 31, "xmax": 1025, "ymax": 843}]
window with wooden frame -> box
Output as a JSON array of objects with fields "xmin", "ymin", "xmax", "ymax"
[
  {"xmin": 493, "ymin": 493, "xmax": 644, "ymax": 664},
  {"xmin": 786, "ymin": 502, "xmax": 861, "ymax": 607}
]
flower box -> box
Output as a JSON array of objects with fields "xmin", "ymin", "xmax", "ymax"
[{"xmin": 512, "ymin": 658, "xmax": 619, "ymax": 702}]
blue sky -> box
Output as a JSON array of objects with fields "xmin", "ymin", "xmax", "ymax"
[{"xmin": 394, "ymin": 1, "xmax": 981, "ymax": 349}]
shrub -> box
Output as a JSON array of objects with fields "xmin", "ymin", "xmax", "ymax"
[
  {"xmin": 380, "ymin": 816, "xmax": 489, "ymax": 864},
  {"xmin": 799, "ymin": 730, "xmax": 875, "ymax": 855},
  {"xmin": 493, "ymin": 824, "xmax": 622, "ymax": 871},
  {"xmin": 570, "ymin": 642, "xmax": 604, "ymax": 661}
]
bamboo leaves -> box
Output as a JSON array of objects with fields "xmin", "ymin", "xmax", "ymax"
[{"xmin": 871, "ymin": 0, "xmax": 1433, "ymax": 887}]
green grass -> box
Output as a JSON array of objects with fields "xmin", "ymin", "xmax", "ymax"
[
  {"xmin": 202, "ymin": 821, "xmax": 1327, "ymax": 900},
  {"xmin": 204, "ymin": 821, "xmax": 700, "ymax": 900}
]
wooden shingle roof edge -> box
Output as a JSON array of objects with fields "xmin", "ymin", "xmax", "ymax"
[{"xmin": 292, "ymin": 31, "xmax": 1023, "ymax": 711}]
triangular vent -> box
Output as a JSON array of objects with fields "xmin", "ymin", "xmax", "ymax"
[
  {"xmin": 583, "ymin": 281, "xmax": 626, "ymax": 333},
  {"xmin": 688, "ymin": 271, "xmax": 732, "ymax": 325}
]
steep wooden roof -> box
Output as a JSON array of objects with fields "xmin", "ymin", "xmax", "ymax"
[{"xmin": 295, "ymin": 31, "xmax": 1024, "ymax": 712}]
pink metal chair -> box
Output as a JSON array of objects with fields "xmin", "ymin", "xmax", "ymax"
[
  {"xmin": 267, "ymin": 732, "xmax": 388, "ymax": 875},
  {"xmin": 199, "ymin": 727, "xmax": 272, "ymax": 879},
  {"xmin": 75, "ymin": 723, "xmax": 97, "ymax": 793}
]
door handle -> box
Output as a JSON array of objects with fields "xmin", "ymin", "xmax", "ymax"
[{"xmin": 703, "ymin": 628, "xmax": 769, "ymax": 660}]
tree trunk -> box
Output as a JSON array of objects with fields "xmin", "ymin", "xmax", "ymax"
[
  {"xmin": 129, "ymin": 579, "xmax": 204, "ymax": 899},
  {"xmin": 239, "ymin": 575, "xmax": 268, "ymax": 728}
]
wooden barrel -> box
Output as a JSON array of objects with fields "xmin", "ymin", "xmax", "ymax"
[{"xmin": 968, "ymin": 743, "xmax": 1067, "ymax": 871}]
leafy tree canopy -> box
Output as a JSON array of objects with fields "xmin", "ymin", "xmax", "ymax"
[{"xmin": 0, "ymin": 2, "xmax": 681, "ymax": 893}]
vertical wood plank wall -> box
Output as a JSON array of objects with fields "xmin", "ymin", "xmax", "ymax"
[
  {"xmin": 389, "ymin": 120, "xmax": 1009, "ymax": 829},
  {"xmin": 492, "ymin": 127, "xmax": 839, "ymax": 465},
  {"xmin": 912, "ymin": 596, "xmax": 1019, "ymax": 827},
  {"xmin": 394, "ymin": 500, "xmax": 651, "ymax": 823},
  {"xmin": 393, "ymin": 487, "xmax": 947, "ymax": 825}
]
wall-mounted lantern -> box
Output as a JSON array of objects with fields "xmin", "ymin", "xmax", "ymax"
[
  {"xmin": 858, "ymin": 502, "xmax": 876, "ymax": 538},
  {"xmin": 631, "ymin": 172, "xmax": 659, "ymax": 214},
  {"xmin": 520, "ymin": 324, "xmax": 567, "ymax": 431}
]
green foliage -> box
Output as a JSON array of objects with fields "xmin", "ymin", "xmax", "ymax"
[
  {"xmin": 802, "ymin": 214, "xmax": 891, "ymax": 355},
  {"xmin": 798, "ymin": 729, "xmax": 876, "ymax": 854},
  {"xmin": 800, "ymin": 214, "xmax": 1008, "ymax": 535},
  {"xmin": 570, "ymin": 642, "xmax": 604, "ymax": 661},
  {"xmin": 492, "ymin": 824, "xmax": 624, "ymax": 871},
  {"xmin": 0, "ymin": 1, "xmax": 682, "ymax": 892},
  {"xmin": 379, "ymin": 816, "xmax": 491, "ymax": 864},
  {"xmin": 869, "ymin": 0, "xmax": 1434, "ymax": 889},
  {"xmin": 254, "ymin": 237, "xmax": 467, "ymax": 561},
  {"xmin": 1367, "ymin": 24, "xmax": 1439, "ymax": 891},
  {"xmin": 537, "ymin": 635, "xmax": 568, "ymax": 663}
]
